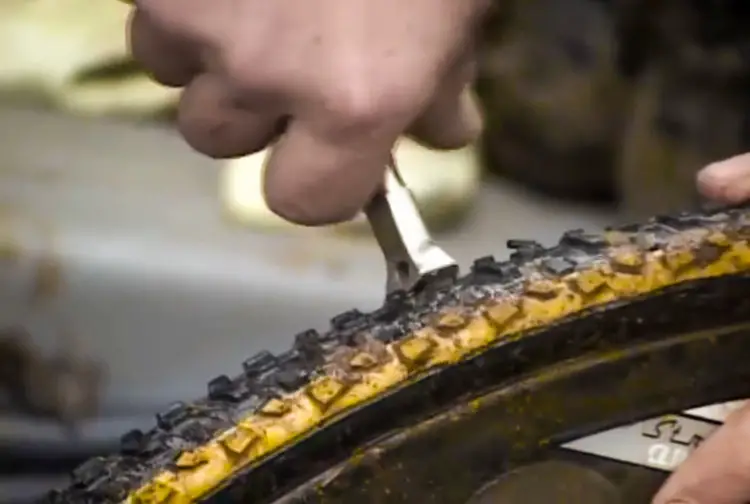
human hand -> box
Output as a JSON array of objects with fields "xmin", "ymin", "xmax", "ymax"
[
  {"xmin": 652, "ymin": 155, "xmax": 750, "ymax": 504},
  {"xmin": 696, "ymin": 153, "xmax": 750, "ymax": 205},
  {"xmin": 127, "ymin": 0, "xmax": 488, "ymax": 225},
  {"xmin": 653, "ymin": 403, "xmax": 750, "ymax": 504}
]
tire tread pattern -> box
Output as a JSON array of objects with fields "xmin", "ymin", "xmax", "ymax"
[{"xmin": 44, "ymin": 206, "xmax": 750, "ymax": 504}]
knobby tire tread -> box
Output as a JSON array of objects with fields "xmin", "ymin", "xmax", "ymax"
[{"xmin": 43, "ymin": 205, "xmax": 750, "ymax": 504}]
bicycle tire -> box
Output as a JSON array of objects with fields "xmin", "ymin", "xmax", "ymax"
[{"xmin": 45, "ymin": 204, "xmax": 750, "ymax": 504}]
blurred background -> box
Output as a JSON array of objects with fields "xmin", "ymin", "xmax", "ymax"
[{"xmin": 1, "ymin": 0, "xmax": 749, "ymax": 501}]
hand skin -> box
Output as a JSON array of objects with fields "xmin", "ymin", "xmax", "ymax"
[
  {"xmin": 653, "ymin": 155, "xmax": 750, "ymax": 504},
  {"xmin": 697, "ymin": 153, "xmax": 750, "ymax": 205},
  {"xmin": 127, "ymin": 0, "xmax": 488, "ymax": 226}
]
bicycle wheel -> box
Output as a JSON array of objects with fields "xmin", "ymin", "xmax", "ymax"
[{"xmin": 45, "ymin": 204, "xmax": 750, "ymax": 504}]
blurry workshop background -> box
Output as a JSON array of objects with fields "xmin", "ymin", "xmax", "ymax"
[{"xmin": 0, "ymin": 0, "xmax": 749, "ymax": 501}]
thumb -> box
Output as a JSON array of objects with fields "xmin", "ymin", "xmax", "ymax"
[
  {"xmin": 408, "ymin": 57, "xmax": 483, "ymax": 150},
  {"xmin": 697, "ymin": 153, "xmax": 750, "ymax": 204},
  {"xmin": 653, "ymin": 403, "xmax": 750, "ymax": 504}
]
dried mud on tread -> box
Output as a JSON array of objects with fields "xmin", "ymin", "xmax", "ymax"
[{"xmin": 45, "ymin": 205, "xmax": 750, "ymax": 504}]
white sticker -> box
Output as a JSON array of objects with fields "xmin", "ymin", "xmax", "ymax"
[{"xmin": 563, "ymin": 413, "xmax": 721, "ymax": 472}]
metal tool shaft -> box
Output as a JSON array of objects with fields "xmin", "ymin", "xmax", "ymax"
[{"xmin": 364, "ymin": 162, "xmax": 456, "ymax": 294}]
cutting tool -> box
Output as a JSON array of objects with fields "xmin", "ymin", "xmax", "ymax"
[{"xmin": 364, "ymin": 161, "xmax": 457, "ymax": 294}]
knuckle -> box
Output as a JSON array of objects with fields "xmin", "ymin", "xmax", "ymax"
[
  {"xmin": 134, "ymin": 0, "xmax": 182, "ymax": 33},
  {"xmin": 324, "ymin": 77, "xmax": 431, "ymax": 132},
  {"xmin": 218, "ymin": 49, "xmax": 266, "ymax": 93},
  {"xmin": 217, "ymin": 36, "xmax": 270, "ymax": 88},
  {"xmin": 217, "ymin": 48, "xmax": 249, "ymax": 84},
  {"xmin": 128, "ymin": 6, "xmax": 201, "ymax": 86}
]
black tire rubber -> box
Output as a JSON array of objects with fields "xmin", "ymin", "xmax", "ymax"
[{"xmin": 44, "ymin": 205, "xmax": 750, "ymax": 504}]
